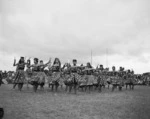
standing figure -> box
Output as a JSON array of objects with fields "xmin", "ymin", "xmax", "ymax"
[
  {"xmin": 125, "ymin": 73, "xmax": 135, "ymax": 90},
  {"xmin": 29, "ymin": 58, "xmax": 50, "ymax": 92},
  {"xmin": 29, "ymin": 58, "xmax": 40, "ymax": 92},
  {"xmin": 13, "ymin": 57, "xmax": 26, "ymax": 91},
  {"xmin": 84, "ymin": 63, "xmax": 94, "ymax": 93},
  {"xmin": 38, "ymin": 60, "xmax": 50, "ymax": 89},
  {"xmin": 68, "ymin": 59, "xmax": 81, "ymax": 94},
  {"xmin": 48, "ymin": 58, "xmax": 61, "ymax": 92},
  {"xmin": 62, "ymin": 63, "xmax": 72, "ymax": 92},
  {"xmin": 26, "ymin": 59, "xmax": 32, "ymax": 89}
]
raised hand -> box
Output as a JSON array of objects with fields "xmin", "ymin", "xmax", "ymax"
[
  {"xmin": 13, "ymin": 57, "xmax": 16, "ymax": 66},
  {"xmin": 48, "ymin": 58, "xmax": 51, "ymax": 64},
  {"xmin": 14, "ymin": 57, "xmax": 16, "ymax": 62}
]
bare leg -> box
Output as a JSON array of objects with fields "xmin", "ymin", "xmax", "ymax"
[
  {"xmin": 132, "ymin": 84, "xmax": 134, "ymax": 90},
  {"xmin": 33, "ymin": 83, "xmax": 38, "ymax": 92},
  {"xmin": 52, "ymin": 85, "xmax": 54, "ymax": 91},
  {"xmin": 74, "ymin": 85, "xmax": 77, "ymax": 94},
  {"xmin": 13, "ymin": 83, "xmax": 17, "ymax": 89},
  {"xmin": 18, "ymin": 84, "xmax": 21, "ymax": 91},
  {"xmin": 20, "ymin": 83, "xmax": 23, "ymax": 91}
]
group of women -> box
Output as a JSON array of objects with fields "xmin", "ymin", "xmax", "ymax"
[
  {"xmin": 13, "ymin": 57, "xmax": 51, "ymax": 91},
  {"xmin": 12, "ymin": 56, "xmax": 136, "ymax": 93},
  {"xmin": 13, "ymin": 57, "xmax": 82, "ymax": 92}
]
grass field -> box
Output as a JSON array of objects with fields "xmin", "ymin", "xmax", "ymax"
[{"xmin": 0, "ymin": 84, "xmax": 150, "ymax": 119}]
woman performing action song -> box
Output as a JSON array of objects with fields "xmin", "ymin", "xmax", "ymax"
[
  {"xmin": 68, "ymin": 59, "xmax": 82, "ymax": 94},
  {"xmin": 26, "ymin": 59, "xmax": 32, "ymax": 89},
  {"xmin": 48, "ymin": 58, "xmax": 61, "ymax": 92},
  {"xmin": 13, "ymin": 57, "xmax": 27, "ymax": 91},
  {"xmin": 28, "ymin": 58, "xmax": 50, "ymax": 92},
  {"xmin": 84, "ymin": 62, "xmax": 95, "ymax": 93},
  {"xmin": 38, "ymin": 60, "xmax": 50, "ymax": 89}
]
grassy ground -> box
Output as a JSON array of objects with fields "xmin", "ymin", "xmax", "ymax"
[{"xmin": 0, "ymin": 84, "xmax": 150, "ymax": 119}]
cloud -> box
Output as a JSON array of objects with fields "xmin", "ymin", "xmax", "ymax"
[{"xmin": 0, "ymin": 0, "xmax": 150, "ymax": 73}]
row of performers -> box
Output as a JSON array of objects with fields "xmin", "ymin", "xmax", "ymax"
[
  {"xmin": 13, "ymin": 57, "xmax": 134, "ymax": 92},
  {"xmin": 13, "ymin": 56, "xmax": 95, "ymax": 92}
]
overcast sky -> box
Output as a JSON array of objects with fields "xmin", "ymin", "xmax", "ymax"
[{"xmin": 0, "ymin": 0, "xmax": 150, "ymax": 73}]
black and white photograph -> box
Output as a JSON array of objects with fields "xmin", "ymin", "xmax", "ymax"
[{"xmin": 0, "ymin": 0, "xmax": 150, "ymax": 119}]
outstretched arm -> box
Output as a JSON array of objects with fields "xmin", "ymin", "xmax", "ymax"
[
  {"xmin": 43, "ymin": 58, "xmax": 51, "ymax": 68},
  {"xmin": 13, "ymin": 58, "xmax": 18, "ymax": 66},
  {"xmin": 27, "ymin": 64, "xmax": 34, "ymax": 68},
  {"xmin": 96, "ymin": 64, "xmax": 99, "ymax": 69}
]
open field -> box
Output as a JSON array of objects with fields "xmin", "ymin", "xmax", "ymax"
[{"xmin": 0, "ymin": 84, "xmax": 150, "ymax": 119}]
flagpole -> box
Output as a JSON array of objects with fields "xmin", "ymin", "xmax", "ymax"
[
  {"xmin": 91, "ymin": 49, "xmax": 92, "ymax": 65},
  {"xmin": 106, "ymin": 48, "xmax": 108, "ymax": 67}
]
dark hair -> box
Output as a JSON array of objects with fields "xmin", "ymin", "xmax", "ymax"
[
  {"xmin": 27, "ymin": 59, "xmax": 31, "ymax": 68},
  {"xmin": 87, "ymin": 62, "xmax": 92, "ymax": 68},
  {"xmin": 73, "ymin": 59, "xmax": 77, "ymax": 62},
  {"xmin": 53, "ymin": 58, "xmax": 61, "ymax": 67},
  {"xmin": 34, "ymin": 58, "xmax": 38, "ymax": 63},
  {"xmin": 18, "ymin": 57, "xmax": 25, "ymax": 64}
]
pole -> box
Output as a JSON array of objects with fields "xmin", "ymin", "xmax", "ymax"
[
  {"xmin": 106, "ymin": 48, "xmax": 108, "ymax": 67},
  {"xmin": 91, "ymin": 49, "xmax": 92, "ymax": 65}
]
